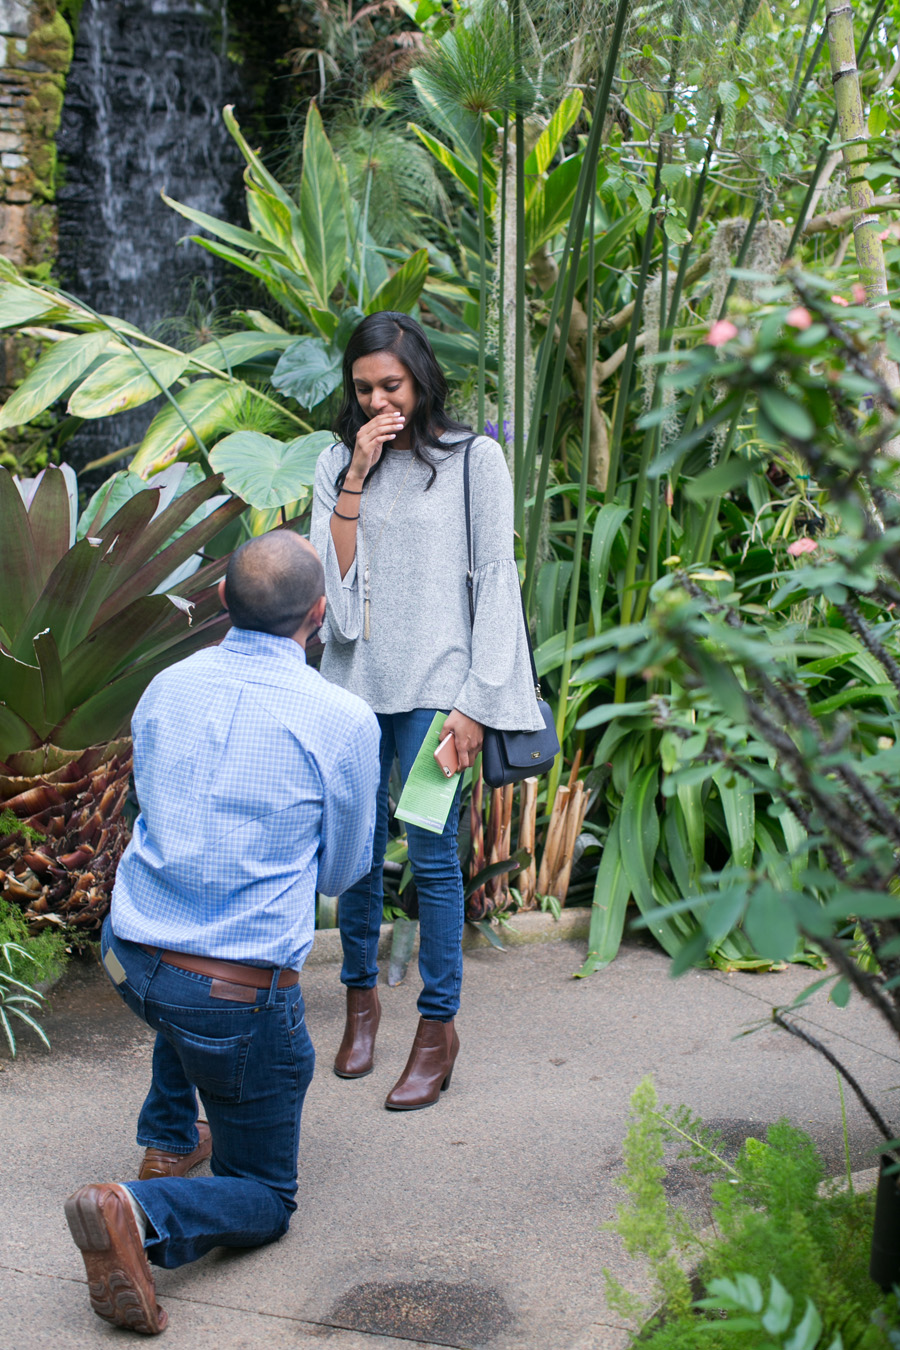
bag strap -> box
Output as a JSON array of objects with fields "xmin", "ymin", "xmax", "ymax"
[{"xmin": 463, "ymin": 436, "xmax": 542, "ymax": 697}]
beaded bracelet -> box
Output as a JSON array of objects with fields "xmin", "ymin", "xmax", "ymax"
[{"xmin": 333, "ymin": 507, "xmax": 360, "ymax": 521}]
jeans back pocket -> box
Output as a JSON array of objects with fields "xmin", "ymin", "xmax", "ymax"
[{"xmin": 158, "ymin": 1019, "xmax": 254, "ymax": 1104}]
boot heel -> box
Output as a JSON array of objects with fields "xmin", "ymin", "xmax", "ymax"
[
  {"xmin": 441, "ymin": 1066, "xmax": 453, "ymax": 1091},
  {"xmin": 65, "ymin": 1191, "xmax": 111, "ymax": 1251}
]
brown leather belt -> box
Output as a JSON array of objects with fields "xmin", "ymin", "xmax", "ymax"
[{"xmin": 141, "ymin": 946, "xmax": 299, "ymax": 989}]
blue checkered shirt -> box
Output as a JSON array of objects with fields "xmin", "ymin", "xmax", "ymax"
[{"xmin": 112, "ymin": 628, "xmax": 380, "ymax": 971}]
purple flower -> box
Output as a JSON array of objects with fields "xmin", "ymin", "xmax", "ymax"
[{"xmin": 484, "ymin": 420, "xmax": 513, "ymax": 445}]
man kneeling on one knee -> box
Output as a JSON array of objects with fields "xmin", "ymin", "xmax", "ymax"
[{"xmin": 65, "ymin": 530, "xmax": 380, "ymax": 1336}]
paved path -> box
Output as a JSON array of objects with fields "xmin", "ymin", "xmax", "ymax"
[{"xmin": 1, "ymin": 936, "xmax": 897, "ymax": 1349}]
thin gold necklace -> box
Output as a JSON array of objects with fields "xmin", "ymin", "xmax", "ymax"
[{"xmin": 360, "ymin": 455, "xmax": 415, "ymax": 640}]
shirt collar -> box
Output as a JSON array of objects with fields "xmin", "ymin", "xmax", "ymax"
[{"xmin": 221, "ymin": 627, "xmax": 308, "ymax": 665}]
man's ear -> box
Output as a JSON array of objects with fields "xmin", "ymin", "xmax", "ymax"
[
  {"xmin": 217, "ymin": 577, "xmax": 228, "ymax": 610},
  {"xmin": 310, "ymin": 594, "xmax": 327, "ymax": 628}
]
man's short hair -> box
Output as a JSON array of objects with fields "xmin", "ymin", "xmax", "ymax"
[{"xmin": 224, "ymin": 532, "xmax": 324, "ymax": 638}]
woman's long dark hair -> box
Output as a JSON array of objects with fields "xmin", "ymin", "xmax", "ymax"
[{"xmin": 333, "ymin": 311, "xmax": 471, "ymax": 489}]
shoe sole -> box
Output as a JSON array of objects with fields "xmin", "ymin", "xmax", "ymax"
[
  {"xmin": 65, "ymin": 1189, "xmax": 167, "ymax": 1335},
  {"xmin": 333, "ymin": 1063, "xmax": 375, "ymax": 1079}
]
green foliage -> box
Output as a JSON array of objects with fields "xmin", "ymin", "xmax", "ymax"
[
  {"xmin": 607, "ymin": 1079, "xmax": 894, "ymax": 1350},
  {"xmin": 0, "ymin": 894, "xmax": 66, "ymax": 990},
  {"xmin": 0, "ymin": 937, "xmax": 51, "ymax": 1056},
  {"xmin": 0, "ymin": 462, "xmax": 243, "ymax": 763},
  {"xmin": 603, "ymin": 1076, "xmax": 696, "ymax": 1324}
]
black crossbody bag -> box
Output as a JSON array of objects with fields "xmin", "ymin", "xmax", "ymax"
[{"xmin": 463, "ymin": 437, "xmax": 560, "ymax": 789}]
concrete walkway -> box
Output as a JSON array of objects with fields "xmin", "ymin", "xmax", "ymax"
[{"xmin": 1, "ymin": 932, "xmax": 897, "ymax": 1349}]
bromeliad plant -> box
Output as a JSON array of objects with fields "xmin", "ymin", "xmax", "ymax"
[{"xmin": 0, "ymin": 463, "xmax": 244, "ymax": 936}]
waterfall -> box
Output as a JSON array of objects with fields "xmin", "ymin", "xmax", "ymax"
[{"xmin": 56, "ymin": 0, "xmax": 251, "ymax": 473}]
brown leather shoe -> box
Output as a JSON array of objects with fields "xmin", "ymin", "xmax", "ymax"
[
  {"xmin": 64, "ymin": 1182, "xmax": 167, "ymax": 1334},
  {"xmin": 384, "ymin": 1017, "xmax": 459, "ymax": 1111},
  {"xmin": 138, "ymin": 1121, "xmax": 212, "ymax": 1180},
  {"xmin": 334, "ymin": 986, "xmax": 381, "ymax": 1078}
]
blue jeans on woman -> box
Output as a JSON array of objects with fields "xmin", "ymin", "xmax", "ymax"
[
  {"xmin": 100, "ymin": 917, "xmax": 315, "ymax": 1269},
  {"xmin": 339, "ymin": 709, "xmax": 465, "ymax": 1022}
]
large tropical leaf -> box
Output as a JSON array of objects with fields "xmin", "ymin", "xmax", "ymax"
[
  {"xmin": 26, "ymin": 464, "xmax": 73, "ymax": 587},
  {"xmin": 68, "ymin": 349, "xmax": 188, "ymax": 419},
  {"xmin": 0, "ymin": 470, "xmax": 40, "ymax": 640},
  {"xmin": 10, "ymin": 536, "xmax": 109, "ymax": 664},
  {"xmin": 525, "ymin": 90, "xmax": 584, "ymax": 178},
  {"xmin": 0, "ymin": 331, "xmax": 111, "ymax": 431},
  {"xmin": 93, "ymin": 491, "xmax": 245, "ymax": 625},
  {"xmin": 298, "ymin": 102, "xmax": 348, "ymax": 310},
  {"xmin": 223, "ymin": 104, "xmax": 296, "ymax": 210},
  {"xmin": 409, "ymin": 124, "xmax": 480, "ymax": 199},
  {"xmin": 187, "ymin": 331, "xmax": 295, "ymax": 373},
  {"xmin": 366, "ymin": 249, "xmax": 429, "ymax": 316},
  {"xmin": 271, "ymin": 339, "xmax": 343, "ymax": 409},
  {"xmin": 0, "ymin": 282, "xmax": 57, "ymax": 329},
  {"xmin": 161, "ymin": 193, "xmax": 287, "ymax": 256},
  {"xmin": 209, "ymin": 431, "xmax": 333, "ymax": 509},
  {"xmin": 0, "ymin": 648, "xmax": 48, "ymax": 736},
  {"xmin": 129, "ymin": 380, "xmax": 243, "ymax": 476},
  {"xmin": 525, "ymin": 155, "xmax": 584, "ymax": 259},
  {"xmin": 53, "ymin": 614, "xmax": 233, "ymax": 749}
]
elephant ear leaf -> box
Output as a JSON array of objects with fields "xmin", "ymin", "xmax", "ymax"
[
  {"xmin": 271, "ymin": 338, "xmax": 344, "ymax": 409},
  {"xmin": 209, "ymin": 429, "xmax": 334, "ymax": 509}
]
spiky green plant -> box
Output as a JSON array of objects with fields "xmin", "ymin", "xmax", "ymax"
[{"xmin": 0, "ymin": 463, "xmax": 244, "ymax": 936}]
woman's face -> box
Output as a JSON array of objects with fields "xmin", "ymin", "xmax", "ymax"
[{"xmin": 351, "ymin": 352, "xmax": 418, "ymax": 429}]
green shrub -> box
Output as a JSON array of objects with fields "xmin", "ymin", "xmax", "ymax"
[
  {"xmin": 607, "ymin": 1078, "xmax": 896, "ymax": 1349},
  {"xmin": 0, "ymin": 892, "xmax": 67, "ymax": 988}
]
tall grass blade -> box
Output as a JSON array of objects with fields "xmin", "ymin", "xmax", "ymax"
[{"xmin": 576, "ymin": 815, "xmax": 631, "ymax": 976}]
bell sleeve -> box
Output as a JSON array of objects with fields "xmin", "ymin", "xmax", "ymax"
[
  {"xmin": 451, "ymin": 439, "xmax": 545, "ymax": 732},
  {"xmin": 310, "ymin": 448, "xmax": 363, "ymax": 644}
]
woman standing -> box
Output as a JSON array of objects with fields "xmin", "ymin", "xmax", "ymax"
[{"xmin": 310, "ymin": 311, "xmax": 542, "ymax": 1111}]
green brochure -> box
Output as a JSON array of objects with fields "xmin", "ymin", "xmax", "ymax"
[{"xmin": 395, "ymin": 712, "xmax": 459, "ymax": 835}]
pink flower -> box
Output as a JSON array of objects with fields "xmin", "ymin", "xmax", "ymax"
[
  {"xmin": 786, "ymin": 307, "xmax": 812, "ymax": 330},
  {"xmin": 852, "ymin": 284, "xmax": 867, "ymax": 304},
  {"xmin": 706, "ymin": 319, "xmax": 738, "ymax": 347},
  {"xmin": 879, "ymin": 229, "xmax": 892, "ymax": 241},
  {"xmin": 787, "ymin": 537, "xmax": 818, "ymax": 556},
  {"xmin": 831, "ymin": 294, "xmax": 849, "ymax": 307}
]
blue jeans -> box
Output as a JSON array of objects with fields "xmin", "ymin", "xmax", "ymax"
[
  {"xmin": 100, "ymin": 917, "xmax": 315, "ymax": 1269},
  {"xmin": 339, "ymin": 709, "xmax": 465, "ymax": 1021}
]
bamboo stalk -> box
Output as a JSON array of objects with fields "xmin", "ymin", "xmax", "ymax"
[
  {"xmin": 467, "ymin": 762, "xmax": 487, "ymax": 921},
  {"xmin": 552, "ymin": 780, "xmax": 585, "ymax": 903},
  {"xmin": 516, "ymin": 777, "xmax": 539, "ymax": 909},
  {"xmin": 825, "ymin": 0, "xmax": 892, "ymax": 307},
  {"xmin": 824, "ymin": 0, "xmax": 900, "ymax": 444},
  {"xmin": 787, "ymin": 0, "xmax": 886, "ymax": 254},
  {"xmin": 486, "ymin": 786, "xmax": 504, "ymax": 907},
  {"xmin": 537, "ymin": 784, "xmax": 570, "ymax": 896}
]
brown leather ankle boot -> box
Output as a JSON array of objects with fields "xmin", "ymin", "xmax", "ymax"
[
  {"xmin": 384, "ymin": 1017, "xmax": 459, "ymax": 1110},
  {"xmin": 334, "ymin": 986, "xmax": 381, "ymax": 1078}
]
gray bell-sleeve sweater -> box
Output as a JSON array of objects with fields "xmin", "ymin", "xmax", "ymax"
[{"xmin": 310, "ymin": 432, "xmax": 544, "ymax": 732}]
